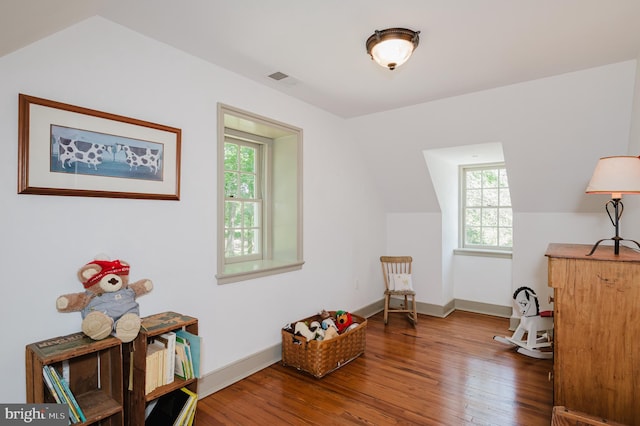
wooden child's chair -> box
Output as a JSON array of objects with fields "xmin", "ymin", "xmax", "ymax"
[{"xmin": 380, "ymin": 256, "xmax": 418, "ymax": 326}]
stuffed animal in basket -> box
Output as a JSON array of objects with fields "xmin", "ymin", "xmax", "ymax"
[
  {"xmin": 56, "ymin": 257, "xmax": 153, "ymax": 343},
  {"xmin": 335, "ymin": 310, "xmax": 353, "ymax": 334}
]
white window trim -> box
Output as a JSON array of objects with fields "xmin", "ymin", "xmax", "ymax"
[
  {"xmin": 216, "ymin": 104, "xmax": 304, "ymax": 284},
  {"xmin": 453, "ymin": 248, "xmax": 512, "ymax": 259}
]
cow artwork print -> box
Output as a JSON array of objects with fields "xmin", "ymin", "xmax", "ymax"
[
  {"xmin": 58, "ymin": 137, "xmax": 112, "ymax": 170},
  {"xmin": 116, "ymin": 144, "xmax": 161, "ymax": 174},
  {"xmin": 50, "ymin": 125, "xmax": 164, "ymax": 181}
]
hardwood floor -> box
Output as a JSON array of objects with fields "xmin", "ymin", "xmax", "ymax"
[{"xmin": 196, "ymin": 310, "xmax": 553, "ymax": 425}]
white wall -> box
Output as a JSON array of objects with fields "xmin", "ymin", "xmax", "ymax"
[
  {"xmin": 628, "ymin": 52, "xmax": 640, "ymax": 154},
  {"xmin": 351, "ymin": 60, "xmax": 637, "ymax": 313},
  {"xmin": 452, "ymin": 255, "xmax": 511, "ymax": 306},
  {"xmin": 512, "ymin": 212, "xmax": 614, "ymax": 311},
  {"xmin": 386, "ymin": 213, "xmax": 442, "ymax": 304},
  {"xmin": 0, "ymin": 17, "xmax": 386, "ymax": 402}
]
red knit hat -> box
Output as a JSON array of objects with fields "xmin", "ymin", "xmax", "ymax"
[{"xmin": 84, "ymin": 259, "xmax": 130, "ymax": 288}]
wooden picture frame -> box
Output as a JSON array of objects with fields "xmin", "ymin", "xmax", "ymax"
[{"xmin": 18, "ymin": 94, "xmax": 181, "ymax": 200}]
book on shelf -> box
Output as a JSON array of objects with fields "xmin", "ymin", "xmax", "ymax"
[
  {"xmin": 145, "ymin": 341, "xmax": 166, "ymax": 394},
  {"xmin": 152, "ymin": 340, "xmax": 167, "ymax": 387},
  {"xmin": 175, "ymin": 330, "xmax": 202, "ymax": 379},
  {"xmin": 55, "ymin": 367, "xmax": 86, "ymax": 423},
  {"xmin": 46, "ymin": 365, "xmax": 77, "ymax": 424},
  {"xmin": 180, "ymin": 336, "xmax": 193, "ymax": 380},
  {"xmin": 46, "ymin": 365, "xmax": 85, "ymax": 423},
  {"xmin": 144, "ymin": 387, "xmax": 192, "ymax": 426},
  {"xmin": 174, "ymin": 335, "xmax": 194, "ymax": 380},
  {"xmin": 173, "ymin": 343, "xmax": 187, "ymax": 380},
  {"xmin": 185, "ymin": 401, "xmax": 197, "ymax": 426},
  {"xmin": 42, "ymin": 366, "xmax": 62, "ymax": 404},
  {"xmin": 173, "ymin": 387, "xmax": 197, "ymax": 426},
  {"xmin": 156, "ymin": 332, "xmax": 176, "ymax": 384},
  {"xmin": 42, "ymin": 364, "xmax": 69, "ymax": 424}
]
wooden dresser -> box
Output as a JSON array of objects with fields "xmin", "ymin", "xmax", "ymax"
[{"xmin": 546, "ymin": 243, "xmax": 640, "ymax": 425}]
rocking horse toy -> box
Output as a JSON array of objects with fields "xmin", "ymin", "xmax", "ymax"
[{"xmin": 494, "ymin": 286, "xmax": 553, "ymax": 359}]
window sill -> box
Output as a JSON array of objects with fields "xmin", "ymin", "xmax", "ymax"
[
  {"xmin": 216, "ymin": 259, "xmax": 305, "ymax": 284},
  {"xmin": 454, "ymin": 248, "xmax": 512, "ymax": 259}
]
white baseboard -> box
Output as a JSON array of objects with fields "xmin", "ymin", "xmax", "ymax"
[
  {"xmin": 197, "ymin": 343, "xmax": 281, "ymax": 399},
  {"xmin": 452, "ymin": 299, "xmax": 512, "ymax": 318}
]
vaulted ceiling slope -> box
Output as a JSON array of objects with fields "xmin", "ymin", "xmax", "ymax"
[{"xmin": 3, "ymin": 0, "xmax": 640, "ymax": 118}]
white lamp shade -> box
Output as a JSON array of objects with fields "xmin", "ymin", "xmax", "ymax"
[
  {"xmin": 586, "ymin": 156, "xmax": 640, "ymax": 197},
  {"xmin": 370, "ymin": 38, "xmax": 415, "ymax": 69}
]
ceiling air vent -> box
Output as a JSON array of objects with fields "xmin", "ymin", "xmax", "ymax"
[{"xmin": 268, "ymin": 71, "xmax": 289, "ymax": 81}]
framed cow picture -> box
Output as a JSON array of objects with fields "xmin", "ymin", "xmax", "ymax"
[{"xmin": 17, "ymin": 94, "xmax": 181, "ymax": 200}]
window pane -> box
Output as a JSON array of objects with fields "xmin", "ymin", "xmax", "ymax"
[
  {"xmin": 482, "ymin": 169, "xmax": 499, "ymax": 188},
  {"xmin": 239, "ymin": 146, "xmax": 255, "ymax": 173},
  {"xmin": 467, "ymin": 170, "xmax": 482, "ymax": 189},
  {"xmin": 224, "ymin": 229, "xmax": 243, "ymax": 257},
  {"xmin": 466, "ymin": 208, "xmax": 481, "ymax": 226},
  {"xmin": 239, "ymin": 173, "xmax": 255, "ymax": 198},
  {"xmin": 499, "ymin": 188, "xmax": 511, "ymax": 206},
  {"xmin": 499, "ymin": 169, "xmax": 509, "ymax": 187},
  {"xmin": 466, "ymin": 226, "xmax": 481, "ymax": 245},
  {"xmin": 499, "ymin": 227, "xmax": 513, "ymax": 247},
  {"xmin": 225, "ymin": 200, "xmax": 242, "ymax": 227},
  {"xmin": 466, "ymin": 189, "xmax": 481, "ymax": 207},
  {"xmin": 243, "ymin": 229, "xmax": 260, "ymax": 256},
  {"xmin": 483, "ymin": 188, "xmax": 498, "ymax": 207},
  {"xmin": 482, "ymin": 208, "xmax": 498, "ymax": 226},
  {"xmin": 224, "ymin": 201, "xmax": 237, "ymax": 227},
  {"xmin": 499, "ymin": 208, "xmax": 512, "ymax": 227},
  {"xmin": 224, "ymin": 143, "xmax": 238, "ymax": 171},
  {"xmin": 481, "ymin": 227, "xmax": 497, "ymax": 245},
  {"xmin": 225, "ymin": 172, "xmax": 238, "ymax": 197},
  {"xmin": 243, "ymin": 202, "xmax": 260, "ymax": 227}
]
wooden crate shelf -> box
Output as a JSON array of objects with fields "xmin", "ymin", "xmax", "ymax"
[
  {"xmin": 123, "ymin": 311, "xmax": 198, "ymax": 426},
  {"xmin": 26, "ymin": 332, "xmax": 124, "ymax": 426}
]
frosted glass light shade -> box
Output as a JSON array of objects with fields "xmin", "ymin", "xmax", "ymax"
[
  {"xmin": 370, "ymin": 39, "xmax": 415, "ymax": 69},
  {"xmin": 586, "ymin": 156, "xmax": 640, "ymax": 198},
  {"xmin": 366, "ymin": 28, "xmax": 420, "ymax": 70}
]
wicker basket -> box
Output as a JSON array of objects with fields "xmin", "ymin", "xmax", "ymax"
[{"xmin": 281, "ymin": 311, "xmax": 367, "ymax": 378}]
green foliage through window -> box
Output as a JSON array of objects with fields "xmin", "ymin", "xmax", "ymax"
[
  {"xmin": 462, "ymin": 165, "xmax": 512, "ymax": 250},
  {"xmin": 224, "ymin": 139, "xmax": 262, "ymax": 260}
]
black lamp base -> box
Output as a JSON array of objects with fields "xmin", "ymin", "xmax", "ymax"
[
  {"xmin": 587, "ymin": 198, "xmax": 640, "ymax": 256},
  {"xmin": 587, "ymin": 236, "xmax": 640, "ymax": 256}
]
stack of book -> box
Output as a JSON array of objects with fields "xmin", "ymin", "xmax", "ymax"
[
  {"xmin": 174, "ymin": 330, "xmax": 201, "ymax": 381},
  {"xmin": 145, "ymin": 329, "xmax": 201, "ymax": 394},
  {"xmin": 42, "ymin": 365, "xmax": 86, "ymax": 424},
  {"xmin": 145, "ymin": 387, "xmax": 198, "ymax": 426}
]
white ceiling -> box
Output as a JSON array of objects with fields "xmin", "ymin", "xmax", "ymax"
[{"xmin": 3, "ymin": 0, "xmax": 640, "ymax": 118}]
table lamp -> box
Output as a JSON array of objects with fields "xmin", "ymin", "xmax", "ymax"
[{"xmin": 585, "ymin": 155, "xmax": 640, "ymax": 255}]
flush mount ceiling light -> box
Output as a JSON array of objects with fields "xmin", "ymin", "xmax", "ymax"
[{"xmin": 366, "ymin": 28, "xmax": 420, "ymax": 70}]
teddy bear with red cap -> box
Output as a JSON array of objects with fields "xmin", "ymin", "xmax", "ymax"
[{"xmin": 56, "ymin": 256, "xmax": 153, "ymax": 343}]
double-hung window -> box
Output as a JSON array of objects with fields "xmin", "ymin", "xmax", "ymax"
[
  {"xmin": 217, "ymin": 104, "xmax": 303, "ymax": 284},
  {"xmin": 224, "ymin": 136, "xmax": 264, "ymax": 262},
  {"xmin": 461, "ymin": 164, "xmax": 512, "ymax": 251}
]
